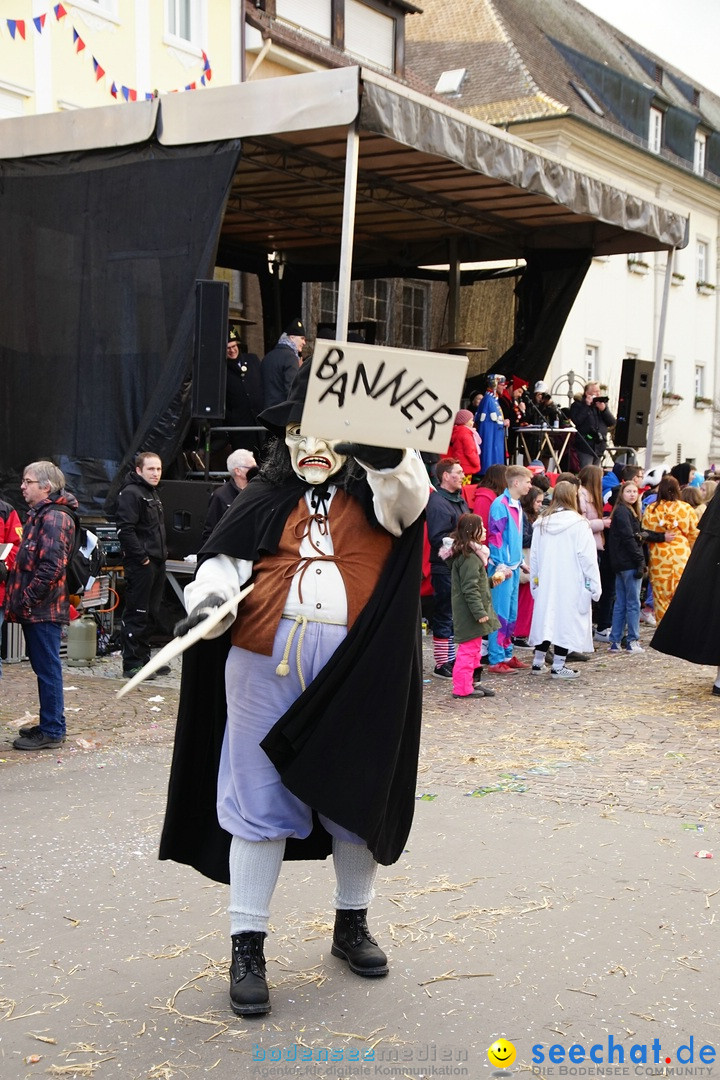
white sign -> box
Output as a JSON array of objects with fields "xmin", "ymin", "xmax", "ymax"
[{"xmin": 301, "ymin": 341, "xmax": 469, "ymax": 454}]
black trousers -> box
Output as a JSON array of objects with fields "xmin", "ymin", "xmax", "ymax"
[
  {"xmin": 593, "ymin": 549, "xmax": 615, "ymax": 632},
  {"xmin": 121, "ymin": 559, "xmax": 166, "ymax": 671}
]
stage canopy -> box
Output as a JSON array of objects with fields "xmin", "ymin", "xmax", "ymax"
[{"xmin": 0, "ymin": 67, "xmax": 686, "ymax": 511}]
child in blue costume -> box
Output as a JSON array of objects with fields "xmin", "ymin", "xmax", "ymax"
[{"xmin": 486, "ymin": 466, "xmax": 533, "ymax": 670}]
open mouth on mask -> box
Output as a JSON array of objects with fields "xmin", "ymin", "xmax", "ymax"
[{"xmin": 298, "ymin": 456, "xmax": 332, "ymax": 469}]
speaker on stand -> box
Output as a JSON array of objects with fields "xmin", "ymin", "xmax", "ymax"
[
  {"xmin": 614, "ymin": 358, "xmax": 654, "ymax": 449},
  {"xmin": 191, "ymin": 280, "xmax": 230, "ymax": 477}
]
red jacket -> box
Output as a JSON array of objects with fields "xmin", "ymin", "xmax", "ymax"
[
  {"xmin": 0, "ymin": 498, "xmax": 22, "ymax": 607},
  {"xmin": 447, "ymin": 424, "xmax": 481, "ymax": 476},
  {"xmin": 4, "ymin": 491, "xmax": 78, "ymax": 624}
]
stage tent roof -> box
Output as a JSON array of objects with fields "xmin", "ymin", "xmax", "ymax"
[{"xmin": 3, "ymin": 65, "xmax": 687, "ymax": 275}]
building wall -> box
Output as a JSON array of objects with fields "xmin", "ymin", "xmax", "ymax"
[{"xmin": 0, "ymin": 0, "xmax": 238, "ymax": 116}]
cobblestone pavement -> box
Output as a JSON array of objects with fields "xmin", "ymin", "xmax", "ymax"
[{"xmin": 2, "ymin": 625, "xmax": 718, "ymax": 821}]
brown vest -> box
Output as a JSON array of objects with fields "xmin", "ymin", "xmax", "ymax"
[{"xmin": 232, "ymin": 490, "xmax": 393, "ymax": 656}]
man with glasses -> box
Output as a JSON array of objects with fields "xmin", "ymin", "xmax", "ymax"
[
  {"xmin": 4, "ymin": 461, "xmax": 77, "ymax": 750},
  {"xmin": 200, "ymin": 448, "xmax": 257, "ymax": 547}
]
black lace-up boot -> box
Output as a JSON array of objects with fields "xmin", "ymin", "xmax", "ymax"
[
  {"xmin": 331, "ymin": 909, "xmax": 388, "ymax": 977},
  {"xmin": 229, "ymin": 932, "xmax": 271, "ymax": 1016}
]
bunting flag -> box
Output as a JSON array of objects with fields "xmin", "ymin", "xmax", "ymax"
[
  {"xmin": 2, "ymin": 6, "xmax": 212, "ymax": 102},
  {"xmin": 7, "ymin": 19, "xmax": 26, "ymax": 39}
]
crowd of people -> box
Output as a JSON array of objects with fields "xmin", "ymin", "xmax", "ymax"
[{"xmin": 426, "ymin": 442, "xmax": 718, "ymax": 690}]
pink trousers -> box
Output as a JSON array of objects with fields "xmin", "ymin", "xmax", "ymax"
[{"xmin": 452, "ymin": 637, "xmax": 482, "ymax": 696}]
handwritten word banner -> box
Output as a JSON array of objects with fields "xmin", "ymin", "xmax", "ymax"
[{"xmin": 301, "ymin": 341, "xmax": 468, "ymax": 454}]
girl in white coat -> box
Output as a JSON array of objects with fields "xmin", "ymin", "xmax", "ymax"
[{"xmin": 529, "ymin": 481, "xmax": 602, "ymax": 680}]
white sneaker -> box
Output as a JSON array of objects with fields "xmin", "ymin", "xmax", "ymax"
[
  {"xmin": 593, "ymin": 628, "xmax": 611, "ymax": 643},
  {"xmin": 626, "ymin": 641, "xmax": 645, "ymax": 653},
  {"xmin": 639, "ymin": 610, "xmax": 656, "ymax": 627},
  {"xmin": 551, "ymin": 666, "xmax": 580, "ymax": 680}
]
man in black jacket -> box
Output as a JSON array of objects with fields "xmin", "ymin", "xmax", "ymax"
[
  {"xmin": 570, "ymin": 382, "xmax": 616, "ymax": 469},
  {"xmin": 425, "ymin": 458, "xmax": 467, "ymax": 677},
  {"xmin": 116, "ymin": 453, "xmax": 168, "ymax": 677},
  {"xmin": 261, "ymin": 318, "xmax": 305, "ymax": 408}
]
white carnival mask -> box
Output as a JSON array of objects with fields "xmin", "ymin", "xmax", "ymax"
[{"xmin": 285, "ymin": 424, "xmax": 347, "ymax": 485}]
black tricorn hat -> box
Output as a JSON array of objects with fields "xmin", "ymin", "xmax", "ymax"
[
  {"xmin": 258, "ymin": 360, "xmax": 311, "ymax": 437},
  {"xmin": 284, "ymin": 317, "xmax": 306, "ymax": 337}
]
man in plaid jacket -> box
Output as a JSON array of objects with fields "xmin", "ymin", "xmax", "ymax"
[{"xmin": 4, "ymin": 461, "xmax": 77, "ymax": 750}]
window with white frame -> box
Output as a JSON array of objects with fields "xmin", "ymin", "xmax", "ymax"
[
  {"xmin": 166, "ymin": 0, "xmax": 203, "ymax": 46},
  {"xmin": 319, "ymin": 282, "xmax": 338, "ymax": 326},
  {"xmin": 362, "ymin": 279, "xmax": 390, "ymax": 344},
  {"xmin": 584, "ymin": 344, "xmax": 598, "ymax": 382},
  {"xmin": 399, "ymin": 283, "xmax": 429, "ymax": 349},
  {"xmin": 694, "ymin": 132, "xmax": 707, "ymax": 176},
  {"xmin": 276, "ymin": 0, "xmax": 332, "ymax": 40},
  {"xmin": 697, "ymin": 240, "xmax": 710, "ymax": 284},
  {"xmin": 662, "ymin": 359, "xmax": 674, "ymax": 393},
  {"xmin": 648, "ymin": 107, "xmax": 663, "ymax": 154},
  {"xmin": 695, "ymin": 365, "xmax": 705, "ymax": 398},
  {"xmin": 0, "ymin": 87, "xmax": 25, "ymax": 119}
]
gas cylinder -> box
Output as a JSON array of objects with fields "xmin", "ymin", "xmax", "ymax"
[{"xmin": 67, "ymin": 615, "xmax": 97, "ymax": 663}]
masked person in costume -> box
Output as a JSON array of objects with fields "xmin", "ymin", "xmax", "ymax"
[{"xmin": 159, "ymin": 361, "xmax": 428, "ymax": 1017}]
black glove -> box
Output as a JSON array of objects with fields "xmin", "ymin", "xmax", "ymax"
[
  {"xmin": 0, "ymin": 562, "xmax": 8, "ymax": 585},
  {"xmin": 634, "ymin": 566, "xmax": 645, "ymax": 579},
  {"xmin": 334, "ymin": 443, "xmax": 403, "ymax": 470},
  {"xmin": 173, "ymin": 593, "xmax": 226, "ymax": 637}
]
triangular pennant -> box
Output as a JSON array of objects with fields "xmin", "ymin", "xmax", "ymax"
[
  {"xmin": 33, "ymin": 14, "xmax": 46, "ymax": 33},
  {"xmin": 200, "ymin": 75, "xmax": 206, "ymax": 86},
  {"xmin": 94, "ymin": 62, "xmax": 105, "ymax": 82},
  {"xmin": 205, "ymin": 68, "xmax": 212, "ymax": 82},
  {"xmin": 110, "ymin": 81, "xmax": 118, "ymax": 98},
  {"xmin": 73, "ymin": 28, "xmax": 85, "ymax": 52},
  {"xmin": 185, "ymin": 82, "xmax": 196, "ymax": 91},
  {"xmin": 54, "ymin": 3, "xmax": 67, "ymax": 18},
  {"xmin": 121, "ymin": 85, "xmax": 130, "ymax": 101},
  {"xmin": 128, "ymin": 88, "xmax": 137, "ymax": 101},
  {"xmin": 145, "ymin": 92, "xmax": 154, "ymax": 101}
]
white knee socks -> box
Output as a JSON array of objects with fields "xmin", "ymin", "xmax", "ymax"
[
  {"xmin": 332, "ymin": 838, "xmax": 378, "ymax": 910},
  {"xmin": 228, "ymin": 836, "xmax": 285, "ymax": 935}
]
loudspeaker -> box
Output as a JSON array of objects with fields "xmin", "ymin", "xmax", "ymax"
[
  {"xmin": 158, "ymin": 480, "xmax": 221, "ymax": 559},
  {"xmin": 192, "ymin": 280, "xmax": 229, "ymax": 419},
  {"xmin": 614, "ymin": 358, "xmax": 654, "ymax": 448}
]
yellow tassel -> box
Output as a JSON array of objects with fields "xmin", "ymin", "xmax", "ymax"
[{"xmin": 275, "ymin": 662, "xmax": 290, "ymax": 677}]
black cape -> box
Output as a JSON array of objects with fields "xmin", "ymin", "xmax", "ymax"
[
  {"xmin": 159, "ymin": 472, "xmax": 425, "ymax": 883},
  {"xmin": 651, "ymin": 485, "xmax": 720, "ymax": 666}
]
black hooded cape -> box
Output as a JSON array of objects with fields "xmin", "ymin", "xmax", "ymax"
[
  {"xmin": 159, "ymin": 472, "xmax": 425, "ymax": 883},
  {"xmin": 651, "ymin": 485, "xmax": 720, "ymax": 667}
]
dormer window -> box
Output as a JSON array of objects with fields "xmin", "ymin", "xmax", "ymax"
[
  {"xmin": 648, "ymin": 106, "xmax": 663, "ymax": 154},
  {"xmin": 694, "ymin": 132, "xmax": 706, "ymax": 176}
]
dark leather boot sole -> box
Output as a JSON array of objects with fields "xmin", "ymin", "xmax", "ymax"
[
  {"xmin": 230, "ymin": 997, "xmax": 272, "ymax": 1017},
  {"xmin": 331, "ymin": 942, "xmax": 389, "ymax": 977}
]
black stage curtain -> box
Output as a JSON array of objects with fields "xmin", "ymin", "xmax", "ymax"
[
  {"xmin": 0, "ymin": 138, "xmax": 241, "ymax": 514},
  {"xmin": 465, "ymin": 248, "xmax": 591, "ymax": 393}
]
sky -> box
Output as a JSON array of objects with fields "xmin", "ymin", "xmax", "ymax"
[{"xmin": 577, "ymin": 0, "xmax": 720, "ymax": 97}]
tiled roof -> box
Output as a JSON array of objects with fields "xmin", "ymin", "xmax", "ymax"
[{"xmin": 406, "ymin": 0, "xmax": 720, "ymax": 152}]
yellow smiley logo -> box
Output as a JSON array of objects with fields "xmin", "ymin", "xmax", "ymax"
[{"xmin": 488, "ymin": 1039, "xmax": 517, "ymax": 1069}]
